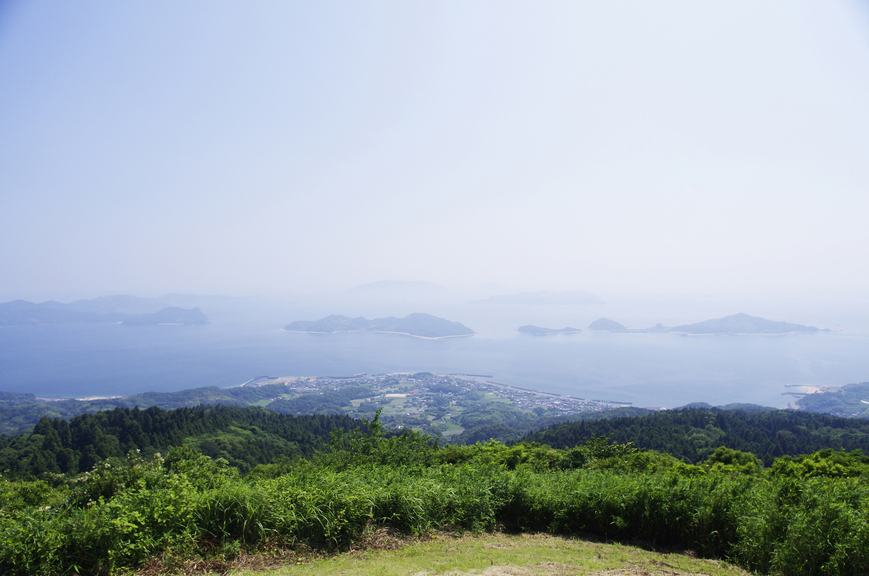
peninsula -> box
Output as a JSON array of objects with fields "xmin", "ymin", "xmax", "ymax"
[{"xmin": 283, "ymin": 313, "xmax": 474, "ymax": 339}]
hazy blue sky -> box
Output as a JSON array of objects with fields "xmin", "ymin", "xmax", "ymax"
[{"xmin": 2, "ymin": 1, "xmax": 868, "ymax": 301}]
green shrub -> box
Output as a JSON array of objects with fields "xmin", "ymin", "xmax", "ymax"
[
  {"xmin": 4, "ymin": 436, "xmax": 869, "ymax": 576},
  {"xmin": 733, "ymin": 476, "xmax": 869, "ymax": 575}
]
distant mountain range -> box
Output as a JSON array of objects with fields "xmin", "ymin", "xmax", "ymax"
[
  {"xmin": 0, "ymin": 297, "xmax": 209, "ymax": 326},
  {"xmin": 588, "ymin": 313, "xmax": 823, "ymax": 335},
  {"xmin": 471, "ymin": 290, "xmax": 604, "ymax": 306},
  {"xmin": 518, "ymin": 325, "xmax": 582, "ymax": 336},
  {"xmin": 284, "ymin": 313, "xmax": 474, "ymax": 339}
]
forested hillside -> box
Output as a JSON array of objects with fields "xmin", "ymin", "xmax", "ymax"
[
  {"xmin": 524, "ymin": 407, "xmax": 869, "ymax": 465},
  {"xmin": 5, "ymin": 403, "xmax": 869, "ymax": 478},
  {"xmin": 0, "ymin": 406, "xmax": 358, "ymax": 476},
  {"xmin": 0, "ymin": 382, "xmax": 378, "ymax": 436}
]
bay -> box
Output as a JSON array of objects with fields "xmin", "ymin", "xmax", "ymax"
[{"xmin": 2, "ymin": 319, "xmax": 868, "ymax": 409}]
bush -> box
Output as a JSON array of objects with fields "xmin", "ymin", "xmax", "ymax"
[{"xmin": 4, "ymin": 437, "xmax": 869, "ymax": 576}]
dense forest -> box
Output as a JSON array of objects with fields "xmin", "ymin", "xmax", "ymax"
[
  {"xmin": 523, "ymin": 407, "xmax": 869, "ymax": 465},
  {"xmin": 6, "ymin": 404, "xmax": 869, "ymax": 479},
  {"xmin": 0, "ymin": 406, "xmax": 359, "ymax": 476}
]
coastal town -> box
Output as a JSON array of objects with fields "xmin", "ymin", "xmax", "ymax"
[{"xmin": 241, "ymin": 372, "xmax": 632, "ymax": 438}]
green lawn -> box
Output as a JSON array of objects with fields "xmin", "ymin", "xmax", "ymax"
[{"xmin": 233, "ymin": 532, "xmax": 752, "ymax": 576}]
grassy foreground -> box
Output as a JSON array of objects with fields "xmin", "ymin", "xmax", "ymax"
[
  {"xmin": 231, "ymin": 532, "xmax": 751, "ymax": 576},
  {"xmin": 4, "ymin": 416, "xmax": 869, "ymax": 575}
]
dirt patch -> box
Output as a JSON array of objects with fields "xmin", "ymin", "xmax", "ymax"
[
  {"xmin": 356, "ymin": 525, "xmax": 412, "ymax": 551},
  {"xmin": 133, "ymin": 544, "xmax": 317, "ymax": 576}
]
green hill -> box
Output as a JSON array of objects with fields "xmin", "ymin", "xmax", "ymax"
[
  {"xmin": 0, "ymin": 405, "xmax": 358, "ymax": 476},
  {"xmin": 523, "ymin": 407, "xmax": 869, "ymax": 465}
]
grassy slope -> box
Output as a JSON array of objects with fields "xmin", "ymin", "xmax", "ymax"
[{"xmin": 231, "ymin": 533, "xmax": 751, "ymax": 576}]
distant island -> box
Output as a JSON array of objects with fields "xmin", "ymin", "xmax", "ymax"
[
  {"xmin": 0, "ymin": 298, "xmax": 209, "ymax": 326},
  {"xmin": 471, "ymin": 290, "xmax": 604, "ymax": 306},
  {"xmin": 119, "ymin": 307, "xmax": 209, "ymax": 326},
  {"xmin": 588, "ymin": 318, "xmax": 631, "ymax": 332},
  {"xmin": 284, "ymin": 313, "xmax": 474, "ymax": 339},
  {"xmin": 588, "ymin": 313, "xmax": 823, "ymax": 335},
  {"xmin": 518, "ymin": 325, "xmax": 582, "ymax": 336}
]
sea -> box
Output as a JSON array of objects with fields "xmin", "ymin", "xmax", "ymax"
[{"xmin": 2, "ymin": 296, "xmax": 869, "ymax": 409}]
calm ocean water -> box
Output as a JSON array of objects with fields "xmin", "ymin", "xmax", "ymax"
[{"xmin": 2, "ymin": 316, "xmax": 868, "ymax": 408}]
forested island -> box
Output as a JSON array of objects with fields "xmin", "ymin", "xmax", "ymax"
[
  {"xmin": 284, "ymin": 313, "xmax": 474, "ymax": 338},
  {"xmin": 588, "ymin": 312, "xmax": 823, "ymax": 334},
  {"xmin": 0, "ymin": 298, "xmax": 208, "ymax": 326}
]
